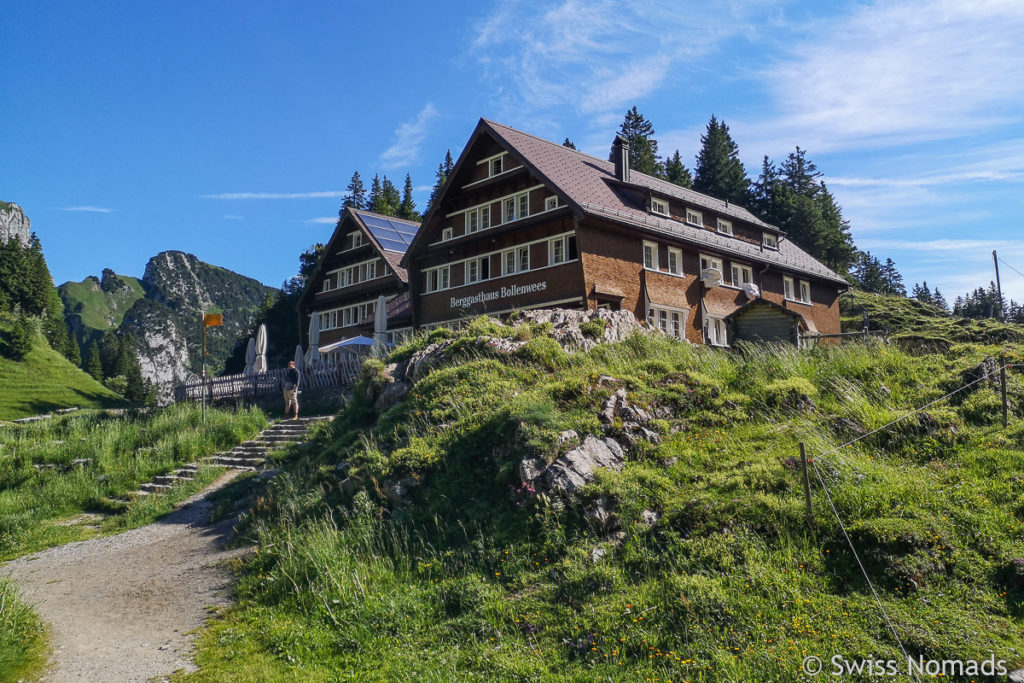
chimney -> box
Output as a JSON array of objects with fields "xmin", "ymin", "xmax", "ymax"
[{"xmin": 612, "ymin": 135, "xmax": 630, "ymax": 182}]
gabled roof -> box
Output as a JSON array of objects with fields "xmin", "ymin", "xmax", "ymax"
[
  {"xmin": 298, "ymin": 207, "xmax": 420, "ymax": 311},
  {"xmin": 723, "ymin": 297, "xmax": 810, "ymax": 330},
  {"xmin": 404, "ymin": 118, "xmax": 847, "ymax": 287}
]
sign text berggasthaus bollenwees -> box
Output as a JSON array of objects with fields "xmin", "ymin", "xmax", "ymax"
[{"xmin": 450, "ymin": 281, "xmax": 547, "ymax": 309}]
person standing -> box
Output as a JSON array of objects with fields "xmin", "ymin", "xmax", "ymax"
[{"xmin": 283, "ymin": 360, "xmax": 300, "ymax": 420}]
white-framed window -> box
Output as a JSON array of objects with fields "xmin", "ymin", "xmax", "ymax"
[
  {"xmin": 319, "ymin": 310, "xmax": 337, "ymax": 330},
  {"xmin": 503, "ymin": 246, "xmax": 530, "ymax": 275},
  {"xmin": 647, "ymin": 306, "xmax": 685, "ymax": 339},
  {"xmin": 783, "ymin": 275, "xmax": 796, "ymax": 301},
  {"xmin": 503, "ymin": 191, "xmax": 530, "ymax": 223},
  {"xmin": 467, "ymin": 210, "xmax": 479, "ymax": 234},
  {"xmin": 763, "ymin": 232, "xmax": 779, "ymax": 249},
  {"xmin": 480, "ymin": 206, "xmax": 490, "ymax": 230},
  {"xmin": 425, "ymin": 266, "xmax": 450, "ymax": 293},
  {"xmin": 341, "ymin": 268, "xmax": 353, "ymax": 287},
  {"xmin": 346, "ymin": 231, "xmax": 364, "ymax": 250},
  {"xmin": 651, "ymin": 198, "xmax": 669, "ymax": 216},
  {"xmin": 322, "ymin": 278, "xmax": 331, "ymax": 292},
  {"xmin": 731, "ymin": 263, "xmax": 753, "ymax": 286},
  {"xmin": 700, "ymin": 254, "xmax": 723, "ymax": 273},
  {"xmin": 799, "ymin": 280, "xmax": 811, "ymax": 304},
  {"xmin": 667, "ymin": 247, "xmax": 683, "ymax": 276},
  {"xmin": 706, "ymin": 317, "xmax": 728, "ymax": 347},
  {"xmin": 442, "ymin": 227, "xmax": 453, "ymax": 241},
  {"xmin": 717, "ymin": 218, "xmax": 733, "ymax": 235},
  {"xmin": 489, "ymin": 156, "xmax": 503, "ymax": 177},
  {"xmin": 359, "ymin": 260, "xmax": 376, "ymax": 281},
  {"xmin": 549, "ymin": 234, "xmax": 577, "ymax": 265},
  {"xmin": 544, "ymin": 196, "xmax": 559, "ymax": 211},
  {"xmin": 686, "ymin": 209, "xmax": 703, "ymax": 227},
  {"xmin": 465, "ymin": 257, "xmax": 491, "ymax": 284},
  {"xmin": 643, "ymin": 241, "xmax": 659, "ymax": 270}
]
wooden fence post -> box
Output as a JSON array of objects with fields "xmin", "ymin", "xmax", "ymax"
[
  {"xmin": 1000, "ymin": 352, "xmax": 1008, "ymax": 428},
  {"xmin": 800, "ymin": 442, "xmax": 815, "ymax": 532}
]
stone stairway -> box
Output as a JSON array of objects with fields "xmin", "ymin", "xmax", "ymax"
[{"xmin": 135, "ymin": 417, "xmax": 329, "ymax": 496}]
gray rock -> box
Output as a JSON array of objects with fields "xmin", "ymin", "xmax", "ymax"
[
  {"xmin": 601, "ymin": 388, "xmax": 628, "ymax": 426},
  {"xmin": 385, "ymin": 477, "xmax": 418, "ymax": 506},
  {"xmin": 557, "ymin": 430, "xmax": 579, "ymax": 446},
  {"xmin": 543, "ymin": 436, "xmax": 625, "ymax": 495},
  {"xmin": 583, "ymin": 496, "xmax": 618, "ymax": 533},
  {"xmin": 640, "ymin": 510, "xmax": 661, "ymax": 527},
  {"xmin": 0, "ymin": 202, "xmax": 31, "ymax": 247},
  {"xmin": 375, "ymin": 380, "xmax": 411, "ymax": 412},
  {"xmin": 590, "ymin": 546, "xmax": 607, "ymax": 563},
  {"xmin": 516, "ymin": 309, "xmax": 647, "ymax": 351},
  {"xmin": 518, "ymin": 457, "xmax": 545, "ymax": 482}
]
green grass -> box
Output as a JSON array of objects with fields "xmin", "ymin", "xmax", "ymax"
[
  {"xmin": 179, "ymin": 316, "xmax": 1024, "ymax": 681},
  {"xmin": 0, "ymin": 403, "xmax": 269, "ymax": 561},
  {"xmin": 0, "ymin": 319, "xmax": 123, "ymax": 420},
  {"xmin": 0, "ymin": 579, "xmax": 47, "ymax": 683},
  {"xmin": 841, "ymin": 289, "xmax": 1023, "ymax": 346},
  {"xmin": 58, "ymin": 273, "xmax": 145, "ymax": 333}
]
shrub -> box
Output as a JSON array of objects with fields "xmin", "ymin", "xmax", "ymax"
[
  {"xmin": 763, "ymin": 377, "xmax": 818, "ymax": 408},
  {"xmin": 580, "ymin": 319, "xmax": 606, "ymax": 339}
]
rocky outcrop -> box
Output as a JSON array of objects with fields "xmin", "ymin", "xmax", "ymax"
[
  {"xmin": 514, "ymin": 308, "xmax": 648, "ymax": 351},
  {"xmin": 120, "ymin": 299, "xmax": 192, "ymax": 397},
  {"xmin": 541, "ymin": 436, "xmax": 625, "ymax": 495},
  {"xmin": 0, "ymin": 201, "xmax": 31, "ymax": 247}
]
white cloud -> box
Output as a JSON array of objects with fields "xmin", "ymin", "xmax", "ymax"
[
  {"xmin": 223, "ymin": 214, "xmax": 244, "ymax": 220},
  {"xmin": 746, "ymin": 0, "xmax": 1024, "ymax": 154},
  {"xmin": 303, "ymin": 217, "xmax": 337, "ymax": 224},
  {"xmin": 58, "ymin": 206, "xmax": 114, "ymax": 213},
  {"xmin": 202, "ymin": 191, "xmax": 343, "ymax": 200},
  {"xmin": 379, "ymin": 103, "xmax": 439, "ymax": 170},
  {"xmin": 471, "ymin": 1, "xmax": 762, "ymax": 128}
]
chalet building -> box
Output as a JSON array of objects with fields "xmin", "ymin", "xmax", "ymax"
[
  {"xmin": 298, "ymin": 207, "xmax": 419, "ymax": 350},
  {"xmin": 402, "ymin": 119, "xmax": 848, "ymax": 346}
]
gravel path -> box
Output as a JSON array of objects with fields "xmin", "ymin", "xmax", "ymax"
[{"xmin": 1, "ymin": 471, "xmax": 250, "ymax": 682}]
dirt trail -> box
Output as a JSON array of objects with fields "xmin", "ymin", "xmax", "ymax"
[{"xmin": 1, "ymin": 471, "xmax": 249, "ymax": 682}]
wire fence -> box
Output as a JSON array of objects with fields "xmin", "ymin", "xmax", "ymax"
[{"xmin": 802, "ymin": 356, "xmax": 1021, "ymax": 681}]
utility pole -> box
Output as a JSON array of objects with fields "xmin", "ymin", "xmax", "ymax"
[
  {"xmin": 202, "ymin": 312, "xmax": 207, "ymax": 425},
  {"xmin": 994, "ymin": 250, "xmax": 1005, "ymax": 321}
]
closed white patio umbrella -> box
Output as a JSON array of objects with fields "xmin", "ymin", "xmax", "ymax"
[{"xmin": 254, "ymin": 323, "xmax": 268, "ymax": 373}]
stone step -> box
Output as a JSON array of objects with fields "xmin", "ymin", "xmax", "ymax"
[
  {"xmin": 153, "ymin": 475, "xmax": 181, "ymax": 486},
  {"xmin": 140, "ymin": 482, "xmax": 171, "ymax": 493},
  {"xmin": 231, "ymin": 446, "xmax": 268, "ymax": 454},
  {"xmin": 207, "ymin": 455, "xmax": 265, "ymax": 468}
]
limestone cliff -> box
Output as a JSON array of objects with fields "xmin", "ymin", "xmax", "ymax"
[{"xmin": 0, "ymin": 201, "xmax": 31, "ymax": 246}]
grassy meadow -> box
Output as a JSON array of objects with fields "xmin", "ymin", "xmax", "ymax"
[
  {"xmin": 0, "ymin": 316, "xmax": 123, "ymax": 420},
  {"xmin": 178, "ymin": 317, "xmax": 1024, "ymax": 681}
]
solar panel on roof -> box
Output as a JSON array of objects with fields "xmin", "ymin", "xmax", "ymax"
[
  {"xmin": 377, "ymin": 239, "xmax": 409, "ymax": 253},
  {"xmin": 356, "ymin": 212, "xmax": 420, "ymax": 254}
]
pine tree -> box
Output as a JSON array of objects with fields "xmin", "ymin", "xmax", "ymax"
[
  {"xmin": 664, "ymin": 150, "xmax": 693, "ymax": 188},
  {"xmin": 692, "ymin": 115, "xmax": 750, "ymax": 205},
  {"xmin": 881, "ymin": 258, "xmax": 905, "ymax": 296},
  {"xmin": 751, "ymin": 156, "xmax": 779, "ymax": 223},
  {"xmin": 609, "ymin": 106, "xmax": 663, "ymax": 177},
  {"xmin": 342, "ymin": 171, "xmax": 366, "ymax": 211},
  {"xmin": 932, "ymin": 288, "xmax": 949, "ymax": 313},
  {"xmin": 99, "ymin": 330, "xmax": 120, "ymax": 379},
  {"xmin": 849, "ymin": 250, "xmax": 887, "ymax": 293},
  {"xmin": 427, "ymin": 149, "xmax": 455, "ymax": 212},
  {"xmin": 397, "ymin": 174, "xmax": 420, "ymax": 221},
  {"xmin": 371, "ymin": 176, "xmax": 400, "ymax": 216},
  {"xmin": 369, "ymin": 174, "xmax": 382, "ymax": 212},
  {"xmin": 562, "ymin": 138, "xmax": 576, "ymax": 150},
  {"xmin": 64, "ymin": 334, "xmax": 81, "ymax": 366},
  {"xmin": 84, "ymin": 342, "xmax": 103, "ymax": 381}
]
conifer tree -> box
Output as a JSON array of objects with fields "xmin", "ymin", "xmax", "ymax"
[
  {"xmin": 369, "ymin": 174, "xmax": 382, "ymax": 212},
  {"xmin": 397, "ymin": 174, "xmax": 420, "ymax": 221},
  {"xmin": 427, "ymin": 150, "xmax": 455, "ymax": 212},
  {"xmin": 692, "ymin": 115, "xmax": 750, "ymax": 205},
  {"xmin": 932, "ymin": 288, "xmax": 949, "ymax": 313},
  {"xmin": 374, "ymin": 176, "xmax": 401, "ymax": 216},
  {"xmin": 609, "ymin": 106, "xmax": 663, "ymax": 177},
  {"xmin": 664, "ymin": 150, "xmax": 693, "ymax": 188},
  {"xmin": 751, "ymin": 156, "xmax": 778, "ymax": 223},
  {"xmin": 849, "ymin": 250, "xmax": 887, "ymax": 293},
  {"xmin": 342, "ymin": 171, "xmax": 366, "ymax": 211},
  {"xmin": 562, "ymin": 138, "xmax": 576, "ymax": 150},
  {"xmin": 84, "ymin": 342, "xmax": 103, "ymax": 381},
  {"xmin": 99, "ymin": 330, "xmax": 120, "ymax": 378},
  {"xmin": 881, "ymin": 258, "xmax": 905, "ymax": 296}
]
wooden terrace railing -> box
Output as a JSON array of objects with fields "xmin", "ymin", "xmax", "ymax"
[{"xmin": 174, "ymin": 355, "xmax": 362, "ymax": 403}]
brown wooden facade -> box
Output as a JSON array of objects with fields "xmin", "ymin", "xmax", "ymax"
[{"xmin": 402, "ymin": 119, "xmax": 847, "ymax": 346}]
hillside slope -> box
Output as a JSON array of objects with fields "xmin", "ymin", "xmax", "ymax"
[
  {"xmin": 186, "ymin": 314, "xmax": 1024, "ymax": 681},
  {"xmin": 61, "ymin": 252, "xmax": 278, "ymax": 392},
  {"xmin": 0, "ymin": 317, "xmax": 122, "ymax": 420}
]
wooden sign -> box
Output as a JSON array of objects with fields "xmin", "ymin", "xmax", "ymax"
[{"xmin": 203, "ymin": 313, "xmax": 223, "ymax": 327}]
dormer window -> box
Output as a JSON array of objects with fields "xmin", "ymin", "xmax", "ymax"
[
  {"xmin": 763, "ymin": 232, "xmax": 778, "ymax": 249},
  {"xmin": 717, "ymin": 219, "xmax": 733, "ymax": 236},
  {"xmin": 651, "ymin": 198, "xmax": 669, "ymax": 217},
  {"xmin": 686, "ymin": 209, "xmax": 703, "ymax": 227}
]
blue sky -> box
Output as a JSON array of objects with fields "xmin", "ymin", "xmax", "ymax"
[{"xmin": 2, "ymin": 1, "xmax": 1022, "ymax": 304}]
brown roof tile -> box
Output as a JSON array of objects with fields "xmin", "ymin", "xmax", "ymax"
[{"xmin": 483, "ymin": 119, "xmax": 848, "ymax": 287}]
